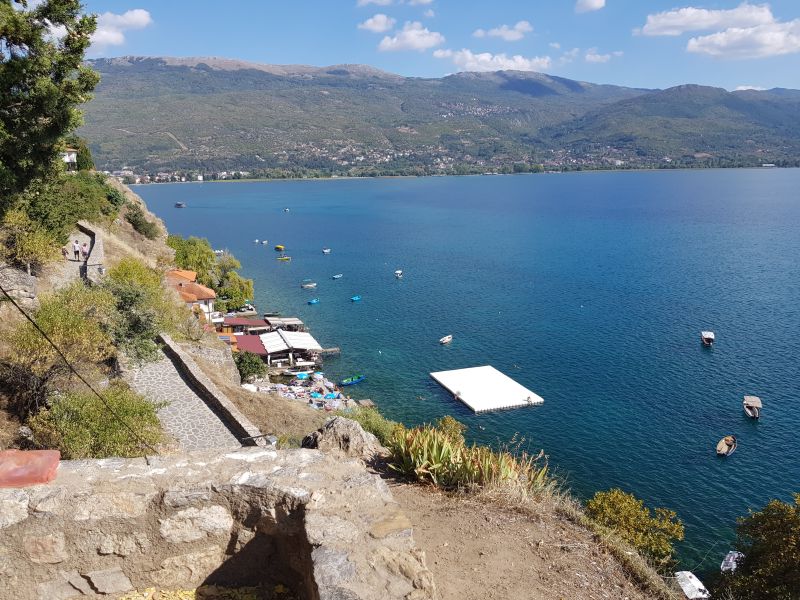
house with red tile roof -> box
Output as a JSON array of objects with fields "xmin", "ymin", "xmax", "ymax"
[{"xmin": 166, "ymin": 269, "xmax": 217, "ymax": 321}]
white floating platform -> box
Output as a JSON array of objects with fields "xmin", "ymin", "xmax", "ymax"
[{"xmin": 430, "ymin": 365, "xmax": 544, "ymax": 413}]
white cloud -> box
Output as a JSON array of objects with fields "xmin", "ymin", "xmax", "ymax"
[
  {"xmin": 473, "ymin": 21, "xmax": 533, "ymax": 42},
  {"xmin": 585, "ymin": 48, "xmax": 623, "ymax": 63},
  {"xmin": 559, "ymin": 47, "xmax": 581, "ymax": 64},
  {"xmin": 357, "ymin": 0, "xmax": 393, "ymax": 6},
  {"xmin": 735, "ymin": 85, "xmax": 767, "ymax": 90},
  {"xmin": 379, "ymin": 21, "xmax": 444, "ymax": 51},
  {"xmin": 423, "ymin": 9, "xmax": 435, "ymax": 18},
  {"xmin": 575, "ymin": 0, "xmax": 605, "ymax": 14},
  {"xmin": 687, "ymin": 19, "xmax": 800, "ymax": 58},
  {"xmin": 408, "ymin": 0, "xmax": 433, "ymax": 4},
  {"xmin": 90, "ymin": 9, "xmax": 152, "ymax": 51},
  {"xmin": 549, "ymin": 42, "xmax": 561, "ymax": 49},
  {"xmin": 434, "ymin": 48, "xmax": 551, "ymax": 72},
  {"xmin": 358, "ymin": 13, "xmax": 396, "ymax": 33},
  {"xmin": 639, "ymin": 3, "xmax": 774, "ymax": 36}
]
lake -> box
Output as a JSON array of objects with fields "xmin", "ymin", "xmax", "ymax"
[{"xmin": 134, "ymin": 169, "xmax": 800, "ymax": 571}]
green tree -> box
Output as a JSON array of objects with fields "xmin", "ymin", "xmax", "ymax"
[
  {"xmin": 1, "ymin": 207, "xmax": 59, "ymax": 274},
  {"xmin": 719, "ymin": 494, "xmax": 800, "ymax": 600},
  {"xmin": 0, "ymin": 0, "xmax": 99, "ymax": 207},
  {"xmin": 217, "ymin": 270, "xmax": 253, "ymax": 312},
  {"xmin": 233, "ymin": 351, "xmax": 266, "ymax": 383},
  {"xmin": 585, "ymin": 488, "xmax": 684, "ymax": 571},
  {"xmin": 167, "ymin": 234, "xmax": 217, "ymax": 284}
]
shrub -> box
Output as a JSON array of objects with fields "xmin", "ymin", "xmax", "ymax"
[
  {"xmin": 388, "ymin": 416, "xmax": 549, "ymax": 495},
  {"xmin": 1, "ymin": 208, "xmax": 60, "ymax": 275},
  {"xmin": 3, "ymin": 281, "xmax": 116, "ymax": 416},
  {"xmin": 718, "ymin": 493, "xmax": 800, "ymax": 600},
  {"xmin": 125, "ymin": 203, "xmax": 159, "ymax": 239},
  {"xmin": 234, "ymin": 351, "xmax": 267, "ymax": 382},
  {"xmin": 585, "ymin": 488, "xmax": 684, "ymax": 571},
  {"xmin": 28, "ymin": 381, "xmax": 164, "ymax": 459},
  {"xmin": 106, "ymin": 186, "xmax": 125, "ymax": 209}
]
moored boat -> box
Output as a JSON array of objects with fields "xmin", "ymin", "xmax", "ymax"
[
  {"xmin": 675, "ymin": 571, "xmax": 710, "ymax": 599},
  {"xmin": 274, "ymin": 244, "xmax": 285, "ymax": 251},
  {"xmin": 721, "ymin": 550, "xmax": 744, "ymax": 573},
  {"xmin": 261, "ymin": 240, "xmax": 269, "ymax": 245},
  {"xmin": 701, "ymin": 331, "xmax": 715, "ymax": 347},
  {"xmin": 332, "ymin": 273, "xmax": 343, "ymax": 280},
  {"xmin": 394, "ymin": 269, "xmax": 403, "ymax": 279},
  {"xmin": 340, "ymin": 374, "xmax": 365, "ymax": 386},
  {"xmin": 743, "ymin": 396, "xmax": 762, "ymax": 419},
  {"xmin": 276, "ymin": 254, "xmax": 291, "ymax": 261},
  {"xmin": 322, "ymin": 247, "xmax": 332, "ymax": 254},
  {"xmin": 300, "ymin": 279, "xmax": 317, "ymax": 289},
  {"xmin": 307, "ymin": 298, "xmax": 320, "ymax": 305},
  {"xmin": 350, "ymin": 295, "xmax": 361, "ymax": 302},
  {"xmin": 439, "ymin": 334, "xmax": 453, "ymax": 345},
  {"xmin": 174, "ymin": 202, "xmax": 187, "ymax": 208},
  {"xmin": 716, "ymin": 435, "xmax": 737, "ymax": 456}
]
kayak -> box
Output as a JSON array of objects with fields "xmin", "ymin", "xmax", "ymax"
[
  {"xmin": 350, "ymin": 295, "xmax": 361, "ymax": 302},
  {"xmin": 340, "ymin": 374, "xmax": 365, "ymax": 386},
  {"xmin": 307, "ymin": 298, "xmax": 320, "ymax": 305}
]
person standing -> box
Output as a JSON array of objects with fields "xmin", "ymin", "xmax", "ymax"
[
  {"xmin": 72, "ymin": 240, "xmax": 80, "ymax": 260},
  {"xmin": 61, "ymin": 246, "xmax": 68, "ymax": 260},
  {"xmin": 81, "ymin": 242, "xmax": 89, "ymax": 261}
]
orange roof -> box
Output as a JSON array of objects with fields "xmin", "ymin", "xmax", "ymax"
[
  {"xmin": 175, "ymin": 280, "xmax": 216, "ymax": 301},
  {"xmin": 167, "ymin": 269, "xmax": 197, "ymax": 283},
  {"xmin": 178, "ymin": 289, "xmax": 198, "ymax": 303}
]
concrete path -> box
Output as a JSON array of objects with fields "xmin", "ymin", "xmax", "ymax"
[
  {"xmin": 128, "ymin": 350, "xmax": 241, "ymax": 451},
  {"xmin": 46, "ymin": 229, "xmax": 93, "ymax": 290}
]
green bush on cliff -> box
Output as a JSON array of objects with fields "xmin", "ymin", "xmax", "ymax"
[
  {"xmin": 585, "ymin": 488, "xmax": 684, "ymax": 571},
  {"xmin": 338, "ymin": 406, "xmax": 402, "ymax": 446},
  {"xmin": 29, "ymin": 381, "xmax": 164, "ymax": 459},
  {"xmin": 234, "ymin": 351, "xmax": 267, "ymax": 382},
  {"xmin": 125, "ymin": 203, "xmax": 160, "ymax": 239}
]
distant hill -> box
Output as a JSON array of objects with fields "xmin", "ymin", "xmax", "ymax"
[{"xmin": 79, "ymin": 56, "xmax": 800, "ymax": 175}]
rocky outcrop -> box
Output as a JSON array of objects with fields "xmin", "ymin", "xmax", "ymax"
[
  {"xmin": 0, "ymin": 261, "xmax": 37, "ymax": 310},
  {"xmin": 303, "ymin": 417, "xmax": 386, "ymax": 462},
  {"xmin": 0, "ymin": 447, "xmax": 435, "ymax": 600}
]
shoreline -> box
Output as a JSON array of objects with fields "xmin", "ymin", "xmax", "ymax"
[{"xmin": 127, "ymin": 164, "xmax": 795, "ymax": 188}]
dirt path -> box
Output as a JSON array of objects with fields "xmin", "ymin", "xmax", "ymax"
[{"xmin": 391, "ymin": 483, "xmax": 649, "ymax": 600}]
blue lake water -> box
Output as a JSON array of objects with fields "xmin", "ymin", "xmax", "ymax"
[{"xmin": 134, "ymin": 170, "xmax": 800, "ymax": 572}]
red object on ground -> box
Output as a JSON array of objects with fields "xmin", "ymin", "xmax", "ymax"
[{"xmin": 0, "ymin": 449, "xmax": 60, "ymax": 488}]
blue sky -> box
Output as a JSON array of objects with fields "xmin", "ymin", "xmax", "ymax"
[{"xmin": 81, "ymin": 1, "xmax": 800, "ymax": 90}]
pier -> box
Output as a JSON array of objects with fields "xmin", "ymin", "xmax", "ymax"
[{"xmin": 430, "ymin": 365, "xmax": 544, "ymax": 413}]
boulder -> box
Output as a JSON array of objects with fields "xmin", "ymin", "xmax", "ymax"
[{"xmin": 302, "ymin": 417, "xmax": 384, "ymax": 461}]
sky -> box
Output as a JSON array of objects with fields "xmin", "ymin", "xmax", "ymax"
[{"xmin": 78, "ymin": 1, "xmax": 800, "ymax": 90}]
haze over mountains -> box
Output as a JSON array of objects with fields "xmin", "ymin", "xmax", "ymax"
[{"xmin": 79, "ymin": 56, "xmax": 800, "ymax": 176}]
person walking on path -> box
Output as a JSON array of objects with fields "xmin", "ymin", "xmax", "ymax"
[
  {"xmin": 61, "ymin": 246, "xmax": 69, "ymax": 261},
  {"xmin": 81, "ymin": 242, "xmax": 89, "ymax": 261},
  {"xmin": 72, "ymin": 240, "xmax": 80, "ymax": 261}
]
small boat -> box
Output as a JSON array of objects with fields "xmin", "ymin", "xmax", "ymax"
[
  {"xmin": 174, "ymin": 202, "xmax": 187, "ymax": 208},
  {"xmin": 675, "ymin": 571, "xmax": 710, "ymax": 599},
  {"xmin": 284, "ymin": 208, "xmax": 290, "ymax": 212},
  {"xmin": 350, "ymin": 295, "xmax": 361, "ymax": 302},
  {"xmin": 274, "ymin": 244, "xmax": 285, "ymax": 251},
  {"xmin": 332, "ymin": 274, "xmax": 343, "ymax": 280},
  {"xmin": 394, "ymin": 269, "xmax": 403, "ymax": 279},
  {"xmin": 439, "ymin": 335, "xmax": 453, "ymax": 345},
  {"xmin": 701, "ymin": 331, "xmax": 715, "ymax": 347},
  {"xmin": 261, "ymin": 240, "xmax": 269, "ymax": 245},
  {"xmin": 276, "ymin": 255, "xmax": 291, "ymax": 262},
  {"xmin": 322, "ymin": 247, "xmax": 332, "ymax": 254},
  {"xmin": 716, "ymin": 435, "xmax": 737, "ymax": 457},
  {"xmin": 721, "ymin": 550, "xmax": 744, "ymax": 574},
  {"xmin": 213, "ymin": 249, "xmax": 225, "ymax": 256},
  {"xmin": 743, "ymin": 396, "xmax": 762, "ymax": 419},
  {"xmin": 340, "ymin": 374, "xmax": 365, "ymax": 386},
  {"xmin": 300, "ymin": 279, "xmax": 317, "ymax": 289},
  {"xmin": 254, "ymin": 239, "xmax": 259, "ymax": 244},
  {"xmin": 307, "ymin": 298, "xmax": 320, "ymax": 305}
]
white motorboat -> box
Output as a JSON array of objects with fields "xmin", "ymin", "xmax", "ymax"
[
  {"xmin": 721, "ymin": 550, "xmax": 744, "ymax": 573},
  {"xmin": 675, "ymin": 571, "xmax": 710, "ymax": 599},
  {"xmin": 700, "ymin": 331, "xmax": 715, "ymax": 347},
  {"xmin": 332, "ymin": 274, "xmax": 343, "ymax": 280},
  {"xmin": 300, "ymin": 279, "xmax": 318, "ymax": 289},
  {"xmin": 322, "ymin": 247, "xmax": 332, "ymax": 254},
  {"xmin": 439, "ymin": 335, "xmax": 453, "ymax": 345},
  {"xmin": 394, "ymin": 269, "xmax": 403, "ymax": 279},
  {"xmin": 743, "ymin": 396, "xmax": 762, "ymax": 419},
  {"xmin": 261, "ymin": 240, "xmax": 269, "ymax": 245}
]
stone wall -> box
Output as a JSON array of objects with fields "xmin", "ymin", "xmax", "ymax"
[
  {"xmin": 0, "ymin": 261, "xmax": 37, "ymax": 310},
  {"xmin": 159, "ymin": 334, "xmax": 263, "ymax": 446},
  {"xmin": 0, "ymin": 447, "xmax": 435, "ymax": 600}
]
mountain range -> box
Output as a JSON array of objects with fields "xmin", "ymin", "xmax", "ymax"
[{"xmin": 79, "ymin": 56, "xmax": 800, "ymax": 175}]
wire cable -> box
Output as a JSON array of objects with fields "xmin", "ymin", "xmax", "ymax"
[{"xmin": 0, "ymin": 280, "xmax": 160, "ymax": 458}]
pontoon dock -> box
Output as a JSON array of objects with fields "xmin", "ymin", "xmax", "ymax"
[{"xmin": 430, "ymin": 365, "xmax": 544, "ymax": 413}]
